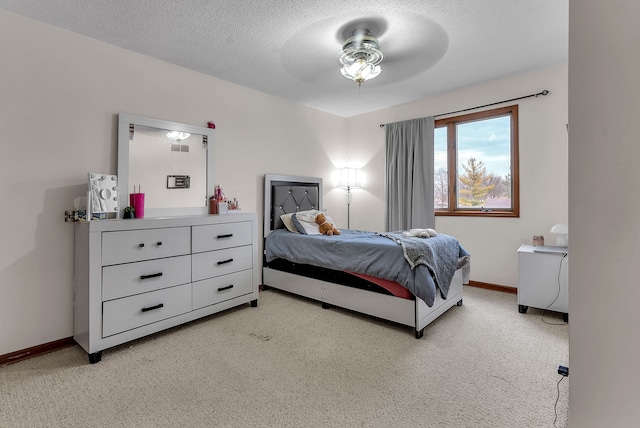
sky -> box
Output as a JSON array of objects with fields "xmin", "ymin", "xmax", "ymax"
[{"xmin": 434, "ymin": 115, "xmax": 511, "ymax": 178}]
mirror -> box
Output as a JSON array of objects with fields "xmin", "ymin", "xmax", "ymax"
[{"xmin": 117, "ymin": 113, "xmax": 214, "ymax": 217}]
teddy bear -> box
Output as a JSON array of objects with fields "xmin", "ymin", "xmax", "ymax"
[
  {"xmin": 402, "ymin": 228, "xmax": 438, "ymax": 238},
  {"xmin": 315, "ymin": 213, "xmax": 340, "ymax": 236}
]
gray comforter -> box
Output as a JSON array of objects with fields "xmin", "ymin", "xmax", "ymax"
[{"xmin": 265, "ymin": 229, "xmax": 470, "ymax": 306}]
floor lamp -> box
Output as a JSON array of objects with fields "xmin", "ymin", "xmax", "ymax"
[{"xmin": 337, "ymin": 167, "xmax": 363, "ymax": 229}]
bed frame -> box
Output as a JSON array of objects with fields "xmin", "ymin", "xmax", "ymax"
[{"xmin": 262, "ymin": 174, "xmax": 464, "ymax": 338}]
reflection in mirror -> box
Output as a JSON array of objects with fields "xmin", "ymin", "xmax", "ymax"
[
  {"xmin": 118, "ymin": 114, "xmax": 215, "ymax": 218},
  {"xmin": 129, "ymin": 125, "xmax": 206, "ymax": 209}
]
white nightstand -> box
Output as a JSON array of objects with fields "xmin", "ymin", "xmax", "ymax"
[{"xmin": 517, "ymin": 244, "xmax": 569, "ymax": 322}]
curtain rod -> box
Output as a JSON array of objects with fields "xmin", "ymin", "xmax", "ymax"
[{"xmin": 379, "ymin": 89, "xmax": 549, "ymax": 127}]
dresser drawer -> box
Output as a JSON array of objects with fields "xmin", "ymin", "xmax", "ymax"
[
  {"xmin": 193, "ymin": 269, "xmax": 253, "ymax": 310},
  {"xmin": 102, "ymin": 255, "xmax": 191, "ymax": 301},
  {"xmin": 102, "ymin": 283, "xmax": 191, "ymax": 337},
  {"xmin": 192, "ymin": 221, "xmax": 252, "ymax": 253},
  {"xmin": 102, "ymin": 227, "xmax": 191, "ymax": 266},
  {"xmin": 192, "ymin": 245, "xmax": 253, "ymax": 281}
]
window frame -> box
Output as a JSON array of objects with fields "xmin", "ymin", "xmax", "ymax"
[{"xmin": 434, "ymin": 104, "xmax": 520, "ymax": 218}]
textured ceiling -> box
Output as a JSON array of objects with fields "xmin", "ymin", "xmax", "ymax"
[{"xmin": 0, "ymin": 0, "xmax": 568, "ymax": 117}]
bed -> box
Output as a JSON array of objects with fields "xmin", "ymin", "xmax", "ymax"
[{"xmin": 262, "ymin": 174, "xmax": 470, "ymax": 338}]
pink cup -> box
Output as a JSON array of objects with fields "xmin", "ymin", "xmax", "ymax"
[{"xmin": 130, "ymin": 193, "xmax": 145, "ymax": 218}]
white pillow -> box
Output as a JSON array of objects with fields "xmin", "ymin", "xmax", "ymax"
[
  {"xmin": 292, "ymin": 210, "xmax": 336, "ymax": 235},
  {"xmin": 292, "ymin": 213, "xmax": 321, "ymax": 235},
  {"xmin": 280, "ymin": 213, "xmax": 299, "ymax": 233},
  {"xmin": 293, "ymin": 209, "xmax": 321, "ymax": 223}
]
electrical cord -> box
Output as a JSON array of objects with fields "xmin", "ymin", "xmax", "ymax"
[
  {"xmin": 542, "ymin": 253, "xmax": 568, "ymax": 325},
  {"xmin": 553, "ymin": 375, "xmax": 567, "ymax": 428}
]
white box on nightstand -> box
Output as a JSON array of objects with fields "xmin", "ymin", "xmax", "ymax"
[{"xmin": 517, "ymin": 244, "xmax": 569, "ymax": 322}]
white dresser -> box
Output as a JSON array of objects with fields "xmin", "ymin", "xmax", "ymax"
[
  {"xmin": 517, "ymin": 244, "xmax": 569, "ymax": 322},
  {"xmin": 74, "ymin": 213, "xmax": 259, "ymax": 363}
]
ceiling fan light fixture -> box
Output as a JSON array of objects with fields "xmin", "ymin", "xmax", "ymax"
[{"xmin": 338, "ymin": 28, "xmax": 383, "ymax": 85}]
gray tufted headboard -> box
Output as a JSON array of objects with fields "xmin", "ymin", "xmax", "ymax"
[{"xmin": 263, "ymin": 174, "xmax": 322, "ymax": 236}]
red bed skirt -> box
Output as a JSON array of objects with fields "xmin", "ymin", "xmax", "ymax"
[{"xmin": 346, "ymin": 271, "xmax": 413, "ymax": 299}]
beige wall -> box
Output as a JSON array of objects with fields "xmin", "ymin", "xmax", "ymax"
[
  {"xmin": 569, "ymin": 1, "xmax": 640, "ymax": 426},
  {"xmin": 345, "ymin": 64, "xmax": 569, "ymax": 286}
]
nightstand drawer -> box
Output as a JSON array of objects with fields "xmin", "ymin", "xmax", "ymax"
[
  {"xmin": 102, "ymin": 255, "xmax": 191, "ymax": 301},
  {"xmin": 102, "ymin": 283, "xmax": 192, "ymax": 337},
  {"xmin": 192, "ymin": 221, "xmax": 252, "ymax": 253},
  {"xmin": 192, "ymin": 245, "xmax": 253, "ymax": 281},
  {"xmin": 192, "ymin": 269, "xmax": 253, "ymax": 310},
  {"xmin": 102, "ymin": 227, "xmax": 191, "ymax": 265}
]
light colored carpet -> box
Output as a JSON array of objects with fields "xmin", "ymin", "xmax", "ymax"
[{"xmin": 0, "ymin": 286, "xmax": 568, "ymax": 428}]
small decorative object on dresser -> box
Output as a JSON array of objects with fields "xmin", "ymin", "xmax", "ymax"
[
  {"xmin": 74, "ymin": 213, "xmax": 259, "ymax": 363},
  {"xmin": 129, "ymin": 186, "xmax": 145, "ymax": 218},
  {"xmin": 122, "ymin": 206, "xmax": 135, "ymax": 219},
  {"xmin": 87, "ymin": 173, "xmax": 119, "ymax": 220}
]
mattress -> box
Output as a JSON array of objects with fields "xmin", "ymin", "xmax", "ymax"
[{"xmin": 264, "ymin": 228, "xmax": 469, "ymax": 306}]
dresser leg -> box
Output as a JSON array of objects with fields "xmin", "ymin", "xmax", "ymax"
[
  {"xmin": 250, "ymin": 299, "xmax": 258, "ymax": 307},
  {"xmin": 415, "ymin": 328, "xmax": 424, "ymax": 339},
  {"xmin": 88, "ymin": 351, "xmax": 102, "ymax": 364},
  {"xmin": 563, "ymin": 313, "xmax": 569, "ymax": 323},
  {"xmin": 518, "ymin": 304, "xmax": 529, "ymax": 314}
]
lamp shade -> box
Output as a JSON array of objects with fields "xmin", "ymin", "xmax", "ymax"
[
  {"xmin": 337, "ymin": 168, "xmax": 363, "ymax": 189},
  {"xmin": 550, "ymin": 223, "xmax": 569, "ymax": 246}
]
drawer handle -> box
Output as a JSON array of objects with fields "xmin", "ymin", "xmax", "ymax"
[
  {"xmin": 217, "ymin": 234, "xmax": 233, "ymax": 239},
  {"xmin": 141, "ymin": 303, "xmax": 164, "ymax": 313},
  {"xmin": 139, "ymin": 243, "xmax": 145, "ymax": 248},
  {"xmin": 140, "ymin": 272, "xmax": 163, "ymax": 280},
  {"xmin": 156, "ymin": 241, "xmax": 163, "ymax": 246},
  {"xmin": 217, "ymin": 258, "xmax": 234, "ymax": 265},
  {"xmin": 218, "ymin": 284, "xmax": 234, "ymax": 292}
]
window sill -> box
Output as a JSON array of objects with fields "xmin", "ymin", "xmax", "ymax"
[{"xmin": 435, "ymin": 210, "xmax": 519, "ymax": 218}]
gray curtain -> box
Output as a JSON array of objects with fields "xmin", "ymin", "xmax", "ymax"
[{"xmin": 385, "ymin": 117, "xmax": 435, "ymax": 231}]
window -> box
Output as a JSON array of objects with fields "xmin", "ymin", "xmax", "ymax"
[{"xmin": 434, "ymin": 105, "xmax": 519, "ymax": 217}]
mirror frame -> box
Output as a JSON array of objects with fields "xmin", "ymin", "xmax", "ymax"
[{"xmin": 117, "ymin": 113, "xmax": 215, "ymax": 218}]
